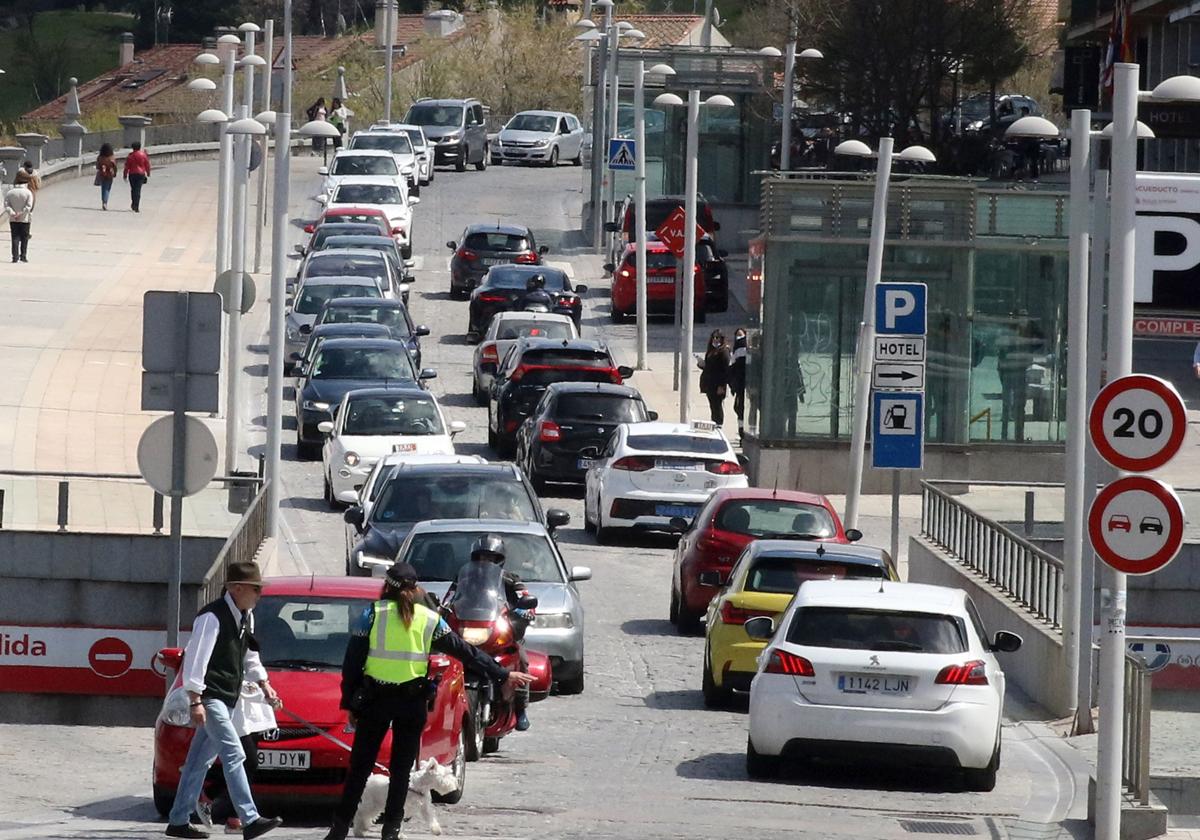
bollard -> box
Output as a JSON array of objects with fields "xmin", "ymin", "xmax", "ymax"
[
  {"xmin": 1024, "ymin": 490, "xmax": 1035, "ymax": 537},
  {"xmin": 15, "ymin": 133, "xmax": 49, "ymax": 170},
  {"xmin": 0, "ymin": 147, "xmax": 27, "ymax": 182},
  {"xmin": 118, "ymin": 115, "xmax": 153, "ymax": 150},
  {"xmin": 60, "ymin": 77, "xmax": 87, "ymax": 159},
  {"xmin": 0, "ymin": 488, "xmax": 5, "ymax": 529},
  {"xmin": 57, "ymin": 480, "xmax": 69, "ymax": 531}
]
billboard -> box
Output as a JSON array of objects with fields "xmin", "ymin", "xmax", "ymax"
[{"xmin": 1135, "ymin": 174, "xmax": 1200, "ymax": 310}]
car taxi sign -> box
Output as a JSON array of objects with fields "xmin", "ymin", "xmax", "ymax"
[
  {"xmin": 1089, "ymin": 374, "xmax": 1187, "ymax": 472},
  {"xmin": 1088, "ymin": 475, "xmax": 1185, "ymax": 575}
]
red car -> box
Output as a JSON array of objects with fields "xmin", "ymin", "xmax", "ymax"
[
  {"xmin": 303, "ymin": 205, "xmax": 391, "ymax": 238},
  {"xmin": 669, "ymin": 488, "xmax": 860, "ymax": 632},
  {"xmin": 607, "ymin": 241, "xmax": 705, "ymax": 323},
  {"xmin": 152, "ymin": 576, "xmax": 470, "ymax": 815}
]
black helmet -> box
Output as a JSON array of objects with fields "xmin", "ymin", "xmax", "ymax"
[{"xmin": 470, "ymin": 533, "xmax": 506, "ymax": 565}]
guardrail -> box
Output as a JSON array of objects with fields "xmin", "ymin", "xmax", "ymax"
[
  {"xmin": 1123, "ymin": 651, "xmax": 1153, "ymax": 806},
  {"xmin": 920, "ymin": 480, "xmax": 1064, "ymax": 627},
  {"xmin": 201, "ymin": 479, "xmax": 271, "ymax": 605}
]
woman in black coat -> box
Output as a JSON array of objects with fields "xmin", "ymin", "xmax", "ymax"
[
  {"xmin": 698, "ymin": 329, "xmax": 731, "ymax": 425},
  {"xmin": 728, "ymin": 328, "xmax": 748, "ymax": 438}
]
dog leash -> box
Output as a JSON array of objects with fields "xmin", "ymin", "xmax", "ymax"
[{"xmin": 276, "ymin": 703, "xmax": 390, "ymax": 775}]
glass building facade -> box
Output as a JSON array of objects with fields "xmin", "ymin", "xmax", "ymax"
[{"xmin": 749, "ymin": 176, "xmax": 1071, "ymax": 448}]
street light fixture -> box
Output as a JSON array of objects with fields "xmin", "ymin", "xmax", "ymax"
[
  {"xmin": 254, "ymin": 110, "xmax": 277, "ymax": 126},
  {"xmin": 188, "ymin": 78, "xmax": 218, "ymax": 92},
  {"xmin": 299, "ymin": 118, "xmax": 341, "ymax": 165},
  {"xmin": 197, "ymin": 108, "xmax": 229, "ymax": 123},
  {"xmin": 758, "ymin": 46, "xmax": 782, "ymax": 58},
  {"xmin": 194, "ymin": 52, "xmax": 220, "ymax": 65}
]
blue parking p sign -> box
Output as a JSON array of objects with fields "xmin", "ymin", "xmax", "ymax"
[
  {"xmin": 872, "ymin": 391, "xmax": 924, "ymax": 470},
  {"xmin": 875, "ymin": 282, "xmax": 927, "ymax": 336}
]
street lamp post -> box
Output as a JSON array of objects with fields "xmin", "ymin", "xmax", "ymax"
[
  {"xmin": 837, "ymin": 138, "xmax": 936, "ymax": 531},
  {"xmin": 774, "ymin": 42, "xmax": 822, "ymax": 171},
  {"xmin": 587, "ymin": 0, "xmax": 613, "ymax": 252},
  {"xmin": 384, "ymin": 0, "xmax": 395, "ymax": 122},
  {"xmin": 216, "ymin": 35, "xmax": 240, "ymax": 274},
  {"xmin": 254, "ymin": 19, "xmax": 275, "ymax": 273}
]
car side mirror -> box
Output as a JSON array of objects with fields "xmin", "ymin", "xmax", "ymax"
[
  {"xmin": 316, "ymin": 194, "xmax": 328, "ymax": 205},
  {"xmin": 415, "ymin": 325, "xmax": 431, "ymax": 337},
  {"xmin": 289, "ymin": 351, "xmax": 303, "ymax": 362},
  {"xmin": 318, "ymin": 166, "xmax": 329, "ymax": 175},
  {"xmin": 449, "ymin": 420, "xmax": 467, "ymax": 435},
  {"xmin": 992, "ymin": 630, "xmax": 1023, "ymax": 653},
  {"xmin": 845, "ymin": 528, "xmax": 863, "ymax": 542},
  {"xmin": 603, "ymin": 262, "xmax": 615, "ymax": 273},
  {"xmin": 446, "ymin": 241, "xmax": 457, "ymax": 250},
  {"xmin": 698, "ymin": 570, "xmax": 724, "ymax": 588},
  {"xmin": 617, "ymin": 365, "xmax": 634, "ymax": 379},
  {"xmin": 286, "ymin": 279, "xmax": 296, "ymax": 292},
  {"xmin": 317, "ymin": 420, "xmax": 334, "ymax": 434},
  {"xmin": 293, "ymin": 244, "xmax": 305, "ymax": 255},
  {"xmin": 569, "ymin": 565, "xmax": 592, "ymax": 582},
  {"xmin": 547, "ymin": 508, "xmax": 571, "ymax": 530},
  {"xmin": 575, "ymin": 284, "xmax": 588, "ymax": 294},
  {"xmin": 713, "ymin": 221, "xmax": 721, "ymax": 231},
  {"xmin": 668, "ymin": 516, "xmax": 691, "ymax": 533},
  {"xmin": 538, "ymin": 245, "xmax": 549, "ymax": 254},
  {"xmin": 648, "ymin": 410, "xmax": 659, "ymax": 421},
  {"xmin": 409, "ymin": 196, "xmax": 420, "ymax": 205},
  {"xmin": 343, "ymin": 506, "xmax": 365, "ymax": 532},
  {"xmin": 743, "ymin": 616, "xmax": 775, "ymax": 641},
  {"xmin": 604, "ymin": 222, "xmax": 620, "ymax": 233},
  {"xmin": 298, "ymin": 323, "xmax": 312, "ymax": 335},
  {"xmin": 419, "ymin": 368, "xmax": 437, "ymax": 380}
]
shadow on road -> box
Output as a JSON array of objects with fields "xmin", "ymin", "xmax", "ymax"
[
  {"xmin": 71, "ymin": 796, "xmax": 156, "ymax": 822},
  {"xmin": 620, "ymin": 618, "xmax": 676, "ymax": 638},
  {"xmin": 642, "ymin": 688, "xmax": 708, "ymax": 712},
  {"xmin": 438, "ymin": 332, "xmax": 469, "ymax": 346}
]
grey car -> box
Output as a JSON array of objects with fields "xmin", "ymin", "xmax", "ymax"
[
  {"xmin": 396, "ymin": 518, "xmax": 591, "ymax": 694},
  {"xmin": 404, "ymin": 98, "xmax": 489, "ymax": 172}
]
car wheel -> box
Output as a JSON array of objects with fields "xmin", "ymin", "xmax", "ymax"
[
  {"xmin": 482, "ymin": 735, "xmax": 500, "ymax": 755},
  {"xmin": 297, "ymin": 436, "xmax": 318, "ymax": 460},
  {"xmin": 702, "ymin": 645, "xmax": 733, "ymax": 708},
  {"xmin": 596, "ymin": 511, "xmax": 616, "ymax": 545},
  {"xmin": 401, "ymin": 243, "xmax": 412, "ymax": 260},
  {"xmin": 557, "ymin": 670, "xmax": 585, "ymax": 695},
  {"xmin": 547, "ymin": 147, "xmax": 559, "ymax": 167},
  {"xmin": 475, "ymin": 146, "xmax": 488, "ymax": 171},
  {"xmin": 152, "ymin": 784, "xmax": 174, "ymax": 817},
  {"xmin": 572, "ymin": 147, "xmax": 583, "ymax": 166},
  {"xmin": 487, "ymin": 422, "xmax": 498, "ymax": 450},
  {"xmin": 472, "ymin": 378, "xmax": 487, "ymax": 406},
  {"xmin": 428, "ymin": 169, "xmax": 435, "ymax": 183},
  {"xmin": 583, "ymin": 493, "xmax": 596, "ymax": 533},
  {"xmin": 610, "ymin": 306, "xmax": 625, "ymax": 324},
  {"xmin": 963, "ymin": 742, "xmax": 1000, "ymax": 792},
  {"xmin": 432, "ymin": 723, "xmax": 467, "ymax": 803},
  {"xmin": 323, "ymin": 473, "xmax": 338, "ymax": 510},
  {"xmin": 669, "ymin": 586, "xmax": 680, "ymax": 624},
  {"xmin": 746, "ymin": 737, "xmax": 780, "ymax": 779},
  {"xmin": 677, "ymin": 599, "xmax": 703, "ymax": 635},
  {"xmin": 464, "ymin": 696, "xmax": 486, "ymax": 762},
  {"xmin": 455, "ymin": 155, "xmax": 467, "ymax": 172},
  {"xmin": 411, "ymin": 182, "xmax": 420, "ymax": 198},
  {"xmin": 695, "ymin": 306, "xmax": 708, "ymax": 324}
]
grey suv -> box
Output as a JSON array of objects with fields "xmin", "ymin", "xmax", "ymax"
[{"xmin": 404, "ymin": 98, "xmax": 489, "ymax": 172}]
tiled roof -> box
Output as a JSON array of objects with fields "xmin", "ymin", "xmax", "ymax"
[{"xmin": 622, "ymin": 14, "xmax": 709, "ymax": 48}]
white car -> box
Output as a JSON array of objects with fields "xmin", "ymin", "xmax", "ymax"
[
  {"xmin": 319, "ymin": 150, "xmax": 407, "ymax": 201},
  {"xmin": 320, "ymin": 387, "xmax": 467, "ymax": 505},
  {"xmin": 365, "ymin": 122, "xmax": 434, "ymax": 186},
  {"xmin": 492, "ymin": 110, "xmax": 585, "ymax": 166},
  {"xmin": 285, "ymin": 277, "xmax": 384, "ymax": 356},
  {"xmin": 583, "ymin": 420, "xmax": 747, "ymax": 541},
  {"xmin": 745, "ymin": 580, "xmax": 1022, "ymax": 790},
  {"xmin": 328, "ymin": 177, "xmax": 419, "ymax": 259},
  {"xmin": 348, "ymin": 131, "xmax": 420, "ymax": 193},
  {"xmin": 356, "ymin": 453, "xmax": 486, "ymax": 520},
  {"xmin": 471, "ymin": 311, "xmax": 578, "ymax": 404}
]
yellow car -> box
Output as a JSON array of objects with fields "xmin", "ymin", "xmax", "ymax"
[{"xmin": 702, "ymin": 540, "xmax": 899, "ymax": 707}]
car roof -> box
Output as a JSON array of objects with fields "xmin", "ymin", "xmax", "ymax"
[
  {"xmin": 333, "ymin": 176, "xmax": 405, "ymax": 187},
  {"xmin": 464, "ymin": 222, "xmax": 532, "ymax": 236},
  {"xmin": 393, "ymin": 462, "xmax": 522, "ymax": 477},
  {"xmin": 491, "ymin": 311, "xmax": 573, "ymax": 322},
  {"xmin": 485, "ymin": 265, "xmax": 566, "ymax": 280},
  {"xmin": 263, "ymin": 576, "xmax": 384, "ymax": 598},
  {"xmin": 377, "ymin": 453, "xmax": 486, "ymax": 467},
  {"xmin": 744, "ymin": 540, "xmax": 888, "ymax": 564},
  {"xmin": 517, "ymin": 337, "xmax": 609, "ymax": 353},
  {"xmin": 317, "ymin": 337, "xmax": 411, "ymax": 351},
  {"xmin": 707, "ymin": 486, "xmax": 832, "ymax": 508},
  {"xmin": 323, "ymin": 235, "xmax": 396, "ymax": 244},
  {"xmin": 407, "ymin": 518, "xmax": 550, "ymax": 536},
  {"xmin": 331, "ymin": 149, "xmax": 395, "ymax": 158},
  {"xmin": 323, "ymin": 205, "xmax": 387, "ymax": 217},
  {"xmin": 793, "ymin": 580, "xmax": 964, "ymax": 613},
  {"xmin": 413, "ymin": 98, "xmax": 477, "ymax": 106},
  {"xmin": 308, "ymin": 248, "xmax": 387, "ymax": 260},
  {"xmin": 314, "ymin": 221, "xmax": 383, "ymax": 231},
  {"xmin": 623, "ymin": 421, "xmax": 724, "ymax": 439},
  {"xmin": 323, "ymin": 297, "xmax": 406, "ymax": 309},
  {"xmin": 301, "ymin": 276, "xmax": 384, "ymax": 286},
  {"xmin": 512, "ymin": 109, "xmax": 570, "ymax": 118},
  {"xmin": 344, "ymin": 385, "xmax": 430, "ymax": 400},
  {"xmin": 545, "ymin": 381, "xmax": 641, "ymax": 398},
  {"xmin": 310, "ymin": 322, "xmax": 392, "ymax": 336}
]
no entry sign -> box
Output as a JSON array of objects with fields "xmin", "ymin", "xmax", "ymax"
[
  {"xmin": 1088, "ymin": 475, "xmax": 1186, "ymax": 575},
  {"xmin": 88, "ymin": 636, "xmax": 134, "ymax": 679},
  {"xmin": 1089, "ymin": 374, "xmax": 1187, "ymax": 472}
]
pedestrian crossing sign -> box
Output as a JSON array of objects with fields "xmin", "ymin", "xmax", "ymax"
[{"xmin": 607, "ymin": 138, "xmax": 636, "ymax": 171}]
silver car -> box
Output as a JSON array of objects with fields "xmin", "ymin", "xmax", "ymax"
[
  {"xmin": 395, "ymin": 518, "xmax": 591, "ymax": 694},
  {"xmin": 471, "ymin": 311, "xmax": 578, "ymax": 404},
  {"xmin": 492, "ymin": 110, "xmax": 585, "ymax": 166}
]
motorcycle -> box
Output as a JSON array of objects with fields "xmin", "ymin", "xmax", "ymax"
[
  {"xmin": 522, "ymin": 275, "xmax": 554, "ymax": 314},
  {"xmin": 440, "ymin": 561, "xmax": 552, "ymax": 759}
]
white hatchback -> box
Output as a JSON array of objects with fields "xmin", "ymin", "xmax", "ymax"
[
  {"xmin": 368, "ymin": 122, "xmax": 433, "ymax": 186},
  {"xmin": 319, "ymin": 150, "xmax": 407, "ymax": 201},
  {"xmin": 320, "ymin": 387, "xmax": 466, "ymax": 505},
  {"xmin": 328, "ymin": 177, "xmax": 419, "ymax": 258},
  {"xmin": 471, "ymin": 311, "xmax": 578, "ymax": 404},
  {"xmin": 583, "ymin": 421, "xmax": 747, "ymax": 541},
  {"xmin": 348, "ymin": 130, "xmax": 421, "ymax": 192},
  {"xmin": 745, "ymin": 580, "xmax": 1022, "ymax": 790}
]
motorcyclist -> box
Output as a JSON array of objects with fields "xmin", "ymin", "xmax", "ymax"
[
  {"xmin": 522, "ymin": 274, "xmax": 553, "ymax": 314},
  {"xmin": 445, "ymin": 534, "xmax": 535, "ymax": 731}
]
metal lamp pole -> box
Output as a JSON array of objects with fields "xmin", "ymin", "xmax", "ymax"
[
  {"xmin": 255, "ymin": 19, "xmax": 274, "ymax": 273},
  {"xmin": 384, "ymin": 0, "xmax": 395, "ymax": 122},
  {"xmin": 780, "ymin": 41, "xmax": 795, "ymax": 171},
  {"xmin": 589, "ymin": 0, "xmax": 614, "ymax": 251},
  {"xmin": 217, "ymin": 47, "xmax": 236, "ymax": 275},
  {"xmin": 604, "ymin": 23, "xmax": 621, "ymax": 224},
  {"xmin": 679, "ymin": 89, "xmax": 701, "ymax": 422},
  {"xmin": 633, "ymin": 56, "xmax": 648, "ymax": 371}
]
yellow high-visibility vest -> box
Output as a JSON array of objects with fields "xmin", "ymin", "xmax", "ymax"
[{"xmin": 363, "ymin": 601, "xmax": 438, "ymax": 684}]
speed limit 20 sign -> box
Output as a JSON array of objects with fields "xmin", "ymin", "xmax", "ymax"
[{"xmin": 1089, "ymin": 374, "xmax": 1188, "ymax": 472}]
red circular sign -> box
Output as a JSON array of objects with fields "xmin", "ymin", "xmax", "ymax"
[
  {"xmin": 1087, "ymin": 476, "xmax": 1185, "ymax": 575},
  {"xmin": 1089, "ymin": 374, "xmax": 1187, "ymax": 472},
  {"xmin": 88, "ymin": 636, "xmax": 134, "ymax": 679}
]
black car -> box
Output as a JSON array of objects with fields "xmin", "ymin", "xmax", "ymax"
[
  {"xmin": 697, "ymin": 237, "xmax": 729, "ymax": 313},
  {"xmin": 404, "ymin": 98, "xmax": 489, "ymax": 172},
  {"xmin": 447, "ymin": 223, "xmax": 548, "ymax": 298},
  {"xmin": 488, "ymin": 338, "xmax": 633, "ymax": 456},
  {"xmin": 467, "ymin": 265, "xmax": 586, "ymax": 340},
  {"xmin": 515, "ymin": 382, "xmax": 656, "ymax": 490},
  {"xmin": 298, "ymin": 222, "xmax": 387, "ymax": 255},
  {"xmin": 294, "ymin": 338, "xmax": 434, "ymax": 458},
  {"xmin": 311, "ymin": 297, "xmax": 430, "ymax": 368},
  {"xmin": 288, "ymin": 321, "xmax": 392, "ymax": 376},
  {"xmin": 343, "ymin": 461, "xmax": 570, "ymax": 576}
]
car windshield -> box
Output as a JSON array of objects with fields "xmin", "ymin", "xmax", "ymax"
[
  {"xmin": 715, "ymin": 500, "xmax": 837, "ymax": 539},
  {"xmin": 495, "ymin": 319, "xmax": 574, "ymax": 340},
  {"xmin": 325, "ymin": 212, "xmax": 386, "ymax": 227},
  {"xmin": 342, "ymin": 394, "xmax": 443, "ymax": 436},
  {"xmin": 350, "ymin": 134, "xmax": 414, "ymax": 155},
  {"xmin": 523, "ymin": 348, "xmax": 610, "ymax": 367},
  {"xmin": 333, "ymin": 184, "xmax": 403, "ymax": 205},
  {"xmin": 371, "ymin": 474, "xmax": 537, "ymax": 524},
  {"xmin": 626, "ymin": 434, "xmax": 726, "ymax": 454},
  {"xmin": 305, "ymin": 329, "xmax": 388, "ymax": 362},
  {"xmin": 745, "ymin": 556, "xmax": 884, "ymax": 594},
  {"xmin": 556, "ymin": 393, "xmax": 645, "ymax": 422},
  {"xmin": 321, "ymin": 304, "xmax": 411, "ymax": 335},
  {"xmin": 404, "ymin": 531, "xmax": 563, "ymax": 583},
  {"xmin": 331, "ymin": 156, "xmax": 398, "ymax": 176},
  {"xmin": 487, "ymin": 271, "xmax": 568, "ymax": 291},
  {"xmin": 507, "ymin": 114, "xmax": 558, "ymax": 133},
  {"xmin": 407, "ymin": 104, "xmax": 464, "ymax": 127},
  {"xmin": 464, "ymin": 232, "xmax": 531, "ymax": 252},
  {"xmin": 517, "ymin": 369, "xmax": 612, "ymax": 387},
  {"xmin": 255, "ymin": 596, "xmax": 368, "ymax": 670},
  {"xmin": 312, "ymin": 225, "xmax": 385, "ymax": 247},
  {"xmin": 296, "ymin": 283, "xmax": 380, "ymax": 314},
  {"xmin": 632, "ymin": 251, "xmax": 676, "ymax": 271},
  {"xmin": 323, "ymin": 237, "xmax": 396, "ymax": 256},
  {"xmin": 310, "ymin": 346, "xmax": 414, "ymax": 380},
  {"xmin": 785, "ymin": 607, "xmax": 967, "ymax": 653},
  {"xmin": 306, "ymin": 255, "xmax": 387, "ymax": 278}
]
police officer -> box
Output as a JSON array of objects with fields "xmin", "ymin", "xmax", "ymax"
[{"xmin": 324, "ymin": 561, "xmax": 533, "ymax": 840}]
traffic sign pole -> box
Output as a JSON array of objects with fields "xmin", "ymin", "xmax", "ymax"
[{"xmin": 168, "ymin": 292, "xmax": 190, "ymax": 650}]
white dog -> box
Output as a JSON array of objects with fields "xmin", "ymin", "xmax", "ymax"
[{"xmin": 353, "ymin": 758, "xmax": 459, "ymax": 837}]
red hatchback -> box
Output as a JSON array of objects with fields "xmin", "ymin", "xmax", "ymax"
[
  {"xmin": 608, "ymin": 242, "xmax": 705, "ymax": 323},
  {"xmin": 152, "ymin": 576, "xmax": 469, "ymax": 815},
  {"xmin": 668, "ymin": 488, "xmax": 860, "ymax": 632},
  {"xmin": 304, "ymin": 205, "xmax": 391, "ymax": 238}
]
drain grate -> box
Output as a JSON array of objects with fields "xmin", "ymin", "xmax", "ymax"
[{"xmin": 898, "ymin": 820, "xmax": 978, "ymax": 836}]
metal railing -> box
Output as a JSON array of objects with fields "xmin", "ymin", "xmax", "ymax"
[
  {"xmin": 201, "ymin": 479, "xmax": 272, "ymax": 606},
  {"xmin": 1123, "ymin": 651, "xmax": 1153, "ymax": 806},
  {"xmin": 920, "ymin": 480, "xmax": 1064, "ymax": 627}
]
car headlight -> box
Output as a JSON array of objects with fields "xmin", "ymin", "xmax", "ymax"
[
  {"xmin": 344, "ymin": 451, "xmax": 360, "ymax": 466},
  {"xmin": 462, "ymin": 626, "xmax": 491, "ymax": 646},
  {"xmin": 536, "ymin": 612, "xmax": 574, "ymax": 630},
  {"xmin": 355, "ymin": 550, "xmax": 392, "ymax": 571},
  {"xmin": 533, "ymin": 138, "xmax": 550, "ymax": 148},
  {"xmin": 303, "ymin": 400, "xmax": 330, "ymax": 411},
  {"xmin": 441, "ymin": 132, "xmax": 462, "ymax": 143}
]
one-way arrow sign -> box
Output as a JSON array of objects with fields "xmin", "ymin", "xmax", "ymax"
[{"xmin": 872, "ymin": 362, "xmax": 925, "ymax": 390}]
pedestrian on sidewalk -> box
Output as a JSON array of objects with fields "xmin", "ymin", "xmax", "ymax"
[
  {"xmin": 124, "ymin": 142, "xmax": 151, "ymax": 212},
  {"xmin": 95, "ymin": 143, "xmax": 117, "ymax": 210},
  {"xmin": 3, "ymin": 179, "xmax": 35, "ymax": 263},
  {"xmin": 729, "ymin": 327, "xmax": 748, "ymax": 440},
  {"xmin": 164, "ymin": 560, "xmax": 283, "ymax": 840},
  {"xmin": 329, "ymin": 98, "xmax": 353, "ymax": 149},
  {"xmin": 306, "ymin": 98, "xmax": 328, "ymax": 155},
  {"xmin": 697, "ymin": 328, "xmax": 731, "ymax": 426},
  {"xmin": 200, "ymin": 681, "xmax": 277, "ymax": 835},
  {"xmin": 14, "ymin": 160, "xmax": 40, "ymax": 194}
]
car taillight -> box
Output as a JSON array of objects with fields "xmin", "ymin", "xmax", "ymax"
[
  {"xmin": 504, "ymin": 418, "xmax": 522, "ymax": 433},
  {"xmin": 935, "ymin": 660, "xmax": 989, "ymax": 685},
  {"xmin": 539, "ymin": 420, "xmax": 561, "ymax": 442},
  {"xmin": 612, "ymin": 455, "xmax": 654, "ymax": 471},
  {"xmin": 558, "ymin": 295, "xmax": 576, "ymax": 306},
  {"xmin": 457, "ymin": 248, "xmax": 478, "ymax": 262},
  {"xmin": 719, "ymin": 602, "xmax": 772, "ymax": 624},
  {"xmin": 478, "ymin": 293, "xmax": 507, "ymax": 303},
  {"xmin": 303, "ymin": 224, "xmax": 315, "ymax": 233},
  {"xmin": 764, "ymin": 650, "xmax": 814, "ymax": 677},
  {"xmin": 706, "ymin": 461, "xmax": 743, "ymax": 475},
  {"xmin": 509, "ymin": 365, "xmax": 529, "ymax": 383},
  {"xmin": 481, "ymin": 344, "xmax": 498, "ymax": 364},
  {"xmin": 392, "ymin": 226, "xmax": 405, "ymax": 236},
  {"xmin": 514, "ymin": 252, "xmax": 538, "ymax": 264}
]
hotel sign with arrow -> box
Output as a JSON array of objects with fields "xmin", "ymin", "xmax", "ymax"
[{"xmin": 872, "ymin": 362, "xmax": 925, "ymax": 390}]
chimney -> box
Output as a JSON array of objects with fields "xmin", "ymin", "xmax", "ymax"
[
  {"xmin": 423, "ymin": 9, "xmax": 463, "ymax": 38},
  {"xmin": 119, "ymin": 32, "xmax": 135, "ymax": 67},
  {"xmin": 215, "ymin": 28, "xmax": 241, "ymax": 63},
  {"xmin": 375, "ymin": 0, "xmax": 398, "ymax": 48},
  {"xmin": 202, "ymin": 36, "xmax": 218, "ymax": 51},
  {"xmin": 485, "ymin": 0, "xmax": 499, "ymax": 27}
]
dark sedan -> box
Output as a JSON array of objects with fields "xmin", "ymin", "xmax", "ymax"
[
  {"xmin": 294, "ymin": 338, "xmax": 435, "ymax": 458},
  {"xmin": 297, "ymin": 222, "xmax": 385, "ymax": 256},
  {"xmin": 288, "ymin": 321, "xmax": 392, "ymax": 376},
  {"xmin": 446, "ymin": 223, "xmax": 548, "ymax": 299},
  {"xmin": 467, "ymin": 265, "xmax": 586, "ymax": 340},
  {"xmin": 311, "ymin": 297, "xmax": 430, "ymax": 368},
  {"xmin": 515, "ymin": 382, "xmax": 655, "ymax": 490}
]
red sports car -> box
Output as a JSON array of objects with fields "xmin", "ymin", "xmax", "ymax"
[
  {"xmin": 152, "ymin": 576, "xmax": 470, "ymax": 815},
  {"xmin": 669, "ymin": 488, "xmax": 859, "ymax": 632}
]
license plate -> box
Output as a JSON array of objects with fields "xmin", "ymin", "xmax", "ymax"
[
  {"xmin": 577, "ymin": 458, "xmax": 596, "ymax": 470},
  {"xmin": 482, "ymin": 258, "xmax": 506, "ymax": 266},
  {"xmin": 648, "ymin": 277, "xmax": 675, "ymax": 285},
  {"xmin": 655, "ymin": 503, "xmax": 699, "ymax": 518},
  {"xmin": 392, "ymin": 443, "xmax": 417, "ymax": 453},
  {"xmin": 655, "ymin": 460, "xmax": 701, "ymax": 471},
  {"xmin": 257, "ymin": 749, "xmax": 311, "ymax": 770},
  {"xmin": 837, "ymin": 673, "xmax": 912, "ymax": 695}
]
